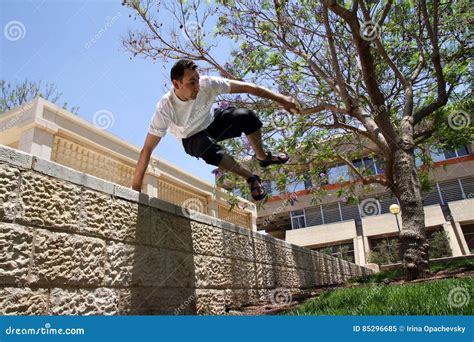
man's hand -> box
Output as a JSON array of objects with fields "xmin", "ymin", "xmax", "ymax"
[
  {"xmin": 279, "ymin": 96, "xmax": 300, "ymax": 114},
  {"xmin": 131, "ymin": 183, "xmax": 142, "ymax": 192}
]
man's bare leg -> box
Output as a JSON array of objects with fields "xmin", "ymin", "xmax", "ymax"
[
  {"xmin": 218, "ymin": 153, "xmax": 266, "ymax": 199},
  {"xmin": 245, "ymin": 128, "xmax": 267, "ymax": 160},
  {"xmin": 218, "ymin": 153, "xmax": 253, "ymax": 179}
]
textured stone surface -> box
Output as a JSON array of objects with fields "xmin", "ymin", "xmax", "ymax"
[
  {"xmin": 118, "ymin": 287, "xmax": 196, "ymax": 315},
  {"xmin": 30, "ymin": 229, "xmax": 105, "ymax": 286},
  {"xmin": 166, "ymin": 250, "xmax": 195, "ymax": 288},
  {"xmin": 0, "ymin": 287, "xmax": 49, "ymax": 315},
  {"xmin": 19, "ymin": 172, "xmax": 82, "ymax": 229},
  {"xmin": 49, "ymin": 288, "xmax": 119, "ymax": 315},
  {"xmin": 104, "ymin": 242, "xmax": 166, "ymax": 287},
  {"xmin": 0, "ymin": 223, "xmax": 33, "ymax": 285},
  {"xmin": 222, "ymin": 230, "xmax": 254, "ymax": 261},
  {"xmin": 0, "ymin": 164, "xmax": 21, "ymax": 221},
  {"xmin": 150, "ymin": 211, "xmax": 193, "ymax": 252},
  {"xmin": 195, "ymin": 289, "xmax": 225, "ymax": 315},
  {"xmin": 191, "ymin": 221, "xmax": 224, "ymax": 257},
  {"xmin": 0, "ymin": 152, "xmax": 373, "ymax": 315},
  {"xmin": 81, "ymin": 189, "xmax": 150, "ymax": 243}
]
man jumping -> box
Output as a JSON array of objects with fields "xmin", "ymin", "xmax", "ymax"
[{"xmin": 132, "ymin": 59, "xmax": 299, "ymax": 201}]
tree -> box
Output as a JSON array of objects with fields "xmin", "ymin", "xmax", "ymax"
[
  {"xmin": 122, "ymin": 0, "xmax": 472, "ymax": 279},
  {"xmin": 0, "ymin": 79, "xmax": 79, "ymax": 114}
]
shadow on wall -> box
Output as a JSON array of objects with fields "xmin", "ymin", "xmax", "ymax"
[{"xmin": 126, "ymin": 194, "xmax": 197, "ymax": 315}]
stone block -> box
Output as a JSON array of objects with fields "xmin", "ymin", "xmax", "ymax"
[
  {"xmin": 19, "ymin": 172, "xmax": 82, "ymax": 230},
  {"xmin": 0, "ymin": 164, "xmax": 21, "ymax": 222},
  {"xmin": 104, "ymin": 242, "xmax": 166, "ymax": 287},
  {"xmin": 30, "ymin": 229, "xmax": 105, "ymax": 286},
  {"xmin": 49, "ymin": 288, "xmax": 119, "ymax": 315},
  {"xmin": 0, "ymin": 223, "xmax": 33, "ymax": 285},
  {"xmin": 190, "ymin": 221, "xmax": 224, "ymax": 257},
  {"xmin": 0, "ymin": 287, "xmax": 48, "ymax": 315}
]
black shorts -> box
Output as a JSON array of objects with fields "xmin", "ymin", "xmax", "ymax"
[{"xmin": 182, "ymin": 107, "xmax": 263, "ymax": 166}]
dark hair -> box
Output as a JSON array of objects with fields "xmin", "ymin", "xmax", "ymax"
[{"xmin": 170, "ymin": 59, "xmax": 198, "ymax": 81}]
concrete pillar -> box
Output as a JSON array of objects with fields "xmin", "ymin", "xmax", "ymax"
[
  {"xmin": 353, "ymin": 236, "xmax": 366, "ymax": 266},
  {"xmin": 18, "ymin": 127, "xmax": 54, "ymax": 160},
  {"xmin": 452, "ymin": 221, "xmax": 470, "ymax": 255},
  {"xmin": 442, "ymin": 222, "xmax": 463, "ymax": 256},
  {"xmin": 363, "ymin": 236, "xmax": 371, "ymax": 261},
  {"xmin": 143, "ymin": 173, "xmax": 158, "ymax": 198}
]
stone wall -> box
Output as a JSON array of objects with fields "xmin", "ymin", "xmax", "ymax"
[{"xmin": 0, "ymin": 145, "xmax": 373, "ymax": 315}]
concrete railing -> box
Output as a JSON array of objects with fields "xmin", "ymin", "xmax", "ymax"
[{"xmin": 0, "ymin": 145, "xmax": 374, "ymax": 315}]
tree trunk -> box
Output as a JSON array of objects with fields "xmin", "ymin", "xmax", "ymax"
[{"xmin": 392, "ymin": 148, "xmax": 429, "ymax": 280}]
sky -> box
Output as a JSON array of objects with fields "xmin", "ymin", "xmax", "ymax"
[{"xmin": 0, "ymin": 0, "xmax": 231, "ymax": 183}]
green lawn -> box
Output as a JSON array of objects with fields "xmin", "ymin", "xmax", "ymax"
[{"xmin": 282, "ymin": 277, "xmax": 473, "ymax": 315}]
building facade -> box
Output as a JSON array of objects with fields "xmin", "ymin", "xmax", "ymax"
[
  {"xmin": 0, "ymin": 97, "xmax": 257, "ymax": 230},
  {"xmin": 257, "ymin": 143, "xmax": 474, "ymax": 266}
]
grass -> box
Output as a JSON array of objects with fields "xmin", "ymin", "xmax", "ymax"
[
  {"xmin": 348, "ymin": 258, "xmax": 474, "ymax": 284},
  {"xmin": 282, "ymin": 277, "xmax": 474, "ymax": 315}
]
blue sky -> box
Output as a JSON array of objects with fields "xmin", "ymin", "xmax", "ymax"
[{"xmin": 1, "ymin": 0, "xmax": 230, "ymax": 183}]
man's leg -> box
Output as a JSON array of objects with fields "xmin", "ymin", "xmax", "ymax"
[
  {"xmin": 218, "ymin": 153, "xmax": 253, "ymax": 179},
  {"xmin": 245, "ymin": 128, "xmax": 267, "ymax": 160}
]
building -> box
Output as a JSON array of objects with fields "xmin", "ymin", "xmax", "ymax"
[
  {"xmin": 0, "ymin": 97, "xmax": 257, "ymax": 230},
  {"xmin": 256, "ymin": 141, "xmax": 474, "ymax": 266}
]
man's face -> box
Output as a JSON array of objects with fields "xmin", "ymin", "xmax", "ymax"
[{"xmin": 173, "ymin": 68, "xmax": 200, "ymax": 101}]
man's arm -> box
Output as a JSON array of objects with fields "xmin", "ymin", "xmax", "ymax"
[
  {"xmin": 132, "ymin": 133, "xmax": 162, "ymax": 192},
  {"xmin": 229, "ymin": 80, "xmax": 299, "ymax": 113}
]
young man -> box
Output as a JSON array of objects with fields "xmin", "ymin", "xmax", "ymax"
[{"xmin": 132, "ymin": 59, "xmax": 299, "ymax": 200}]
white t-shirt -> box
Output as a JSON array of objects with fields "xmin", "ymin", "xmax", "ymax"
[{"xmin": 148, "ymin": 76, "xmax": 231, "ymax": 139}]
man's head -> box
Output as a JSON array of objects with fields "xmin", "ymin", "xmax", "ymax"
[{"xmin": 170, "ymin": 59, "xmax": 200, "ymax": 101}]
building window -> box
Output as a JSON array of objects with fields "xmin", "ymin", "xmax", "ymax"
[
  {"xmin": 430, "ymin": 146, "xmax": 469, "ymax": 162},
  {"xmin": 316, "ymin": 242, "xmax": 355, "ymax": 263},
  {"xmin": 290, "ymin": 210, "xmax": 307, "ymax": 229},
  {"xmin": 369, "ymin": 236, "xmax": 401, "ymax": 265},
  {"xmin": 327, "ymin": 163, "xmax": 350, "ymax": 184},
  {"xmin": 352, "ymin": 157, "xmax": 382, "ymax": 175}
]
